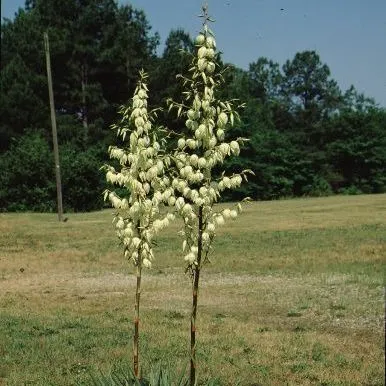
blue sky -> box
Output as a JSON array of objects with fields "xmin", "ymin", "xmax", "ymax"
[{"xmin": 2, "ymin": 0, "xmax": 386, "ymax": 106}]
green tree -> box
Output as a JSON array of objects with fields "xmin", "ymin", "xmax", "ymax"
[
  {"xmin": 0, "ymin": 131, "xmax": 56, "ymax": 211},
  {"xmin": 248, "ymin": 57, "xmax": 283, "ymax": 102},
  {"xmin": 0, "ymin": 54, "xmax": 48, "ymax": 150},
  {"xmin": 149, "ymin": 28, "xmax": 194, "ymax": 146},
  {"xmin": 96, "ymin": 4, "xmax": 160, "ymax": 131},
  {"xmin": 0, "ymin": 11, "xmax": 48, "ymax": 148},
  {"xmin": 281, "ymin": 50, "xmax": 342, "ymax": 147},
  {"xmin": 343, "ymin": 85, "xmax": 378, "ymax": 112},
  {"xmin": 282, "ymin": 51, "xmax": 342, "ymax": 118},
  {"xmin": 325, "ymin": 107, "xmax": 386, "ymax": 193},
  {"xmin": 279, "ymin": 51, "xmax": 344, "ymax": 192},
  {"xmin": 152, "ymin": 28, "xmax": 194, "ymax": 104},
  {"xmin": 1, "ymin": 0, "xmax": 160, "ymax": 148}
]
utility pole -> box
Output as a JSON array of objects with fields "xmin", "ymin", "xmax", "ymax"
[{"xmin": 44, "ymin": 32, "xmax": 64, "ymax": 222}]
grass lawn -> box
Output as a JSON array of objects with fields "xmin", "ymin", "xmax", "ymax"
[{"xmin": 0, "ymin": 194, "xmax": 385, "ymax": 385}]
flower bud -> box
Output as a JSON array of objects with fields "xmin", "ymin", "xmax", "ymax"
[
  {"xmin": 163, "ymin": 189, "xmax": 171, "ymax": 200},
  {"xmin": 209, "ymin": 137, "xmax": 217, "ymax": 148},
  {"xmin": 206, "ymin": 48, "xmax": 215, "ymax": 59},
  {"xmin": 193, "ymin": 97, "xmax": 201, "ymax": 110},
  {"xmin": 223, "ymin": 208, "xmax": 231, "ymax": 218},
  {"xmin": 182, "ymin": 203, "xmax": 193, "ymax": 215},
  {"xmin": 130, "ymin": 133, "xmax": 137, "ymax": 146},
  {"xmin": 144, "ymin": 121, "xmax": 151, "ymax": 131},
  {"xmin": 156, "ymin": 160, "xmax": 164, "ymax": 173},
  {"xmin": 208, "ymin": 187, "xmax": 217, "ymax": 199},
  {"xmin": 167, "ymin": 213, "xmax": 175, "ymax": 221},
  {"xmin": 146, "ymin": 147, "xmax": 154, "ymax": 157},
  {"xmin": 190, "ymin": 154, "xmax": 199, "ymax": 166},
  {"xmin": 162, "ymin": 176, "xmax": 170, "ymax": 186},
  {"xmin": 135, "ymin": 117, "xmax": 145, "ymax": 127},
  {"xmin": 183, "ymin": 187, "xmax": 191, "ymax": 197},
  {"xmin": 198, "ymin": 46, "xmax": 207, "ymax": 58},
  {"xmin": 132, "ymin": 237, "xmax": 141, "ymax": 248},
  {"xmin": 215, "ymin": 215, "xmax": 225, "ymax": 225},
  {"xmin": 187, "ymin": 109, "xmax": 196, "ymax": 120},
  {"xmin": 186, "ymin": 119, "xmax": 194, "ymax": 130},
  {"xmin": 143, "ymin": 258, "xmax": 152, "ymax": 268},
  {"xmin": 153, "ymin": 141, "xmax": 160, "ymax": 152},
  {"xmin": 207, "ymin": 223, "xmax": 215, "ymax": 233},
  {"xmin": 154, "ymin": 191, "xmax": 163, "ymax": 202},
  {"xmin": 143, "ymin": 182, "xmax": 150, "ymax": 194},
  {"xmin": 199, "ymin": 186, "xmax": 207, "ymax": 196},
  {"xmin": 206, "ymin": 62, "xmax": 215, "ymax": 74},
  {"xmin": 202, "ymin": 100, "xmax": 210, "ymax": 110},
  {"xmin": 186, "ymin": 139, "xmax": 197, "ymax": 149},
  {"xmin": 185, "ymin": 165, "xmax": 193, "ymax": 175},
  {"xmin": 116, "ymin": 218, "xmax": 125, "ymax": 229},
  {"xmin": 190, "ymin": 189, "xmax": 199, "ymax": 201},
  {"xmin": 178, "ymin": 138, "xmax": 186, "ymax": 149},
  {"xmin": 231, "ymin": 175, "xmax": 242, "ymax": 187},
  {"xmin": 138, "ymin": 89, "xmax": 147, "ymax": 99},
  {"xmin": 196, "ymin": 172, "xmax": 204, "ymax": 182},
  {"xmin": 207, "ymin": 157, "xmax": 215, "ymax": 168},
  {"xmin": 223, "ymin": 176, "xmax": 231, "ymax": 188},
  {"xmin": 218, "ymin": 112, "xmax": 228, "ymax": 126},
  {"xmin": 219, "ymin": 143, "xmax": 230, "ymax": 156},
  {"xmin": 132, "ymin": 107, "xmax": 142, "ymax": 118},
  {"xmin": 198, "ymin": 58, "xmax": 207, "ymax": 71},
  {"xmin": 184, "ymin": 252, "xmax": 196, "ymax": 263},
  {"xmin": 175, "ymin": 197, "xmax": 185, "ymax": 210},
  {"xmin": 195, "ymin": 33, "xmax": 205, "ymax": 45},
  {"xmin": 195, "ymin": 197, "xmax": 204, "ymax": 206},
  {"xmin": 216, "ymin": 129, "xmax": 225, "ymax": 141},
  {"xmin": 206, "ymin": 36, "xmax": 216, "ymax": 49},
  {"xmin": 195, "ymin": 128, "xmax": 203, "ymax": 139},
  {"xmin": 133, "ymin": 98, "xmax": 143, "ymax": 108},
  {"xmin": 178, "ymin": 180, "xmax": 187, "ymax": 191},
  {"xmin": 106, "ymin": 171, "xmax": 115, "ymax": 183},
  {"xmin": 230, "ymin": 141, "xmax": 240, "ymax": 155},
  {"xmin": 198, "ymin": 158, "xmax": 207, "ymax": 168}
]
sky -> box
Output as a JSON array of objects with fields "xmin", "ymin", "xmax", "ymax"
[{"xmin": 2, "ymin": 0, "xmax": 386, "ymax": 107}]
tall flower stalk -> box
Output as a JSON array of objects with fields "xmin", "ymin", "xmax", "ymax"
[
  {"xmin": 103, "ymin": 70, "xmax": 173, "ymax": 379},
  {"xmin": 168, "ymin": 6, "xmax": 251, "ymax": 385}
]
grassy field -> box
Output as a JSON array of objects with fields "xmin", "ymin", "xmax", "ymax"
[{"xmin": 0, "ymin": 194, "xmax": 385, "ymax": 385}]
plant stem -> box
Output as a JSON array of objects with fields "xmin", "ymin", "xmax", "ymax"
[
  {"xmin": 134, "ymin": 264, "xmax": 142, "ymax": 379},
  {"xmin": 190, "ymin": 205, "xmax": 203, "ymax": 386}
]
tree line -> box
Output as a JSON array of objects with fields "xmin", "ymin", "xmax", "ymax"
[{"xmin": 1, "ymin": 0, "xmax": 385, "ymax": 212}]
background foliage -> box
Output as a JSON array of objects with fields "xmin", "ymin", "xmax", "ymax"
[{"xmin": 1, "ymin": 0, "xmax": 385, "ymax": 211}]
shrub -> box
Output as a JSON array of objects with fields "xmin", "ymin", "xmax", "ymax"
[{"xmin": 0, "ymin": 131, "xmax": 56, "ymax": 212}]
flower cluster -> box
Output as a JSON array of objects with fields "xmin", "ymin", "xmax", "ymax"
[
  {"xmin": 103, "ymin": 71, "xmax": 173, "ymax": 268},
  {"xmin": 168, "ymin": 23, "xmax": 248, "ymax": 267}
]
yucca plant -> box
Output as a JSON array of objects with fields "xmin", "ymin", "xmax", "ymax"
[
  {"xmin": 102, "ymin": 7, "xmax": 250, "ymax": 385},
  {"xmin": 103, "ymin": 70, "xmax": 174, "ymax": 379},
  {"xmin": 167, "ymin": 5, "xmax": 251, "ymax": 385}
]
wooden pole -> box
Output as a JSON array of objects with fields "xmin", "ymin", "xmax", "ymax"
[{"xmin": 44, "ymin": 32, "xmax": 63, "ymax": 222}]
